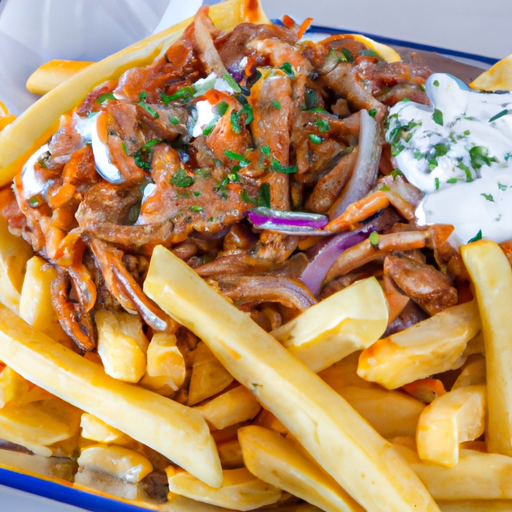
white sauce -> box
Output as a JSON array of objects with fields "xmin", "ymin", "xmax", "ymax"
[
  {"xmin": 90, "ymin": 113, "xmax": 123, "ymax": 183},
  {"xmin": 193, "ymin": 72, "xmax": 235, "ymax": 96},
  {"xmin": 387, "ymin": 73, "xmax": 512, "ymax": 244},
  {"xmin": 191, "ymin": 100, "xmax": 216, "ymax": 138},
  {"xmin": 21, "ymin": 144, "xmax": 51, "ymax": 199}
]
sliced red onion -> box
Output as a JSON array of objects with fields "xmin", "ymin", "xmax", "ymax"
[
  {"xmin": 329, "ymin": 109, "xmax": 382, "ymax": 220},
  {"xmin": 300, "ymin": 225, "xmax": 375, "ymax": 296},
  {"xmin": 248, "ymin": 207, "xmax": 328, "ymax": 234}
]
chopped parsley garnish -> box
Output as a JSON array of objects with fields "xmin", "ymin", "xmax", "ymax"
[
  {"xmin": 190, "ymin": 205, "xmax": 203, "ymax": 212},
  {"xmin": 215, "ymin": 101, "xmax": 230, "ymax": 117},
  {"xmin": 230, "ymin": 104, "xmax": 254, "ymax": 134},
  {"xmin": 359, "ymin": 48, "xmax": 380, "ymax": 59},
  {"xmin": 169, "ymin": 116, "xmax": 180, "ymax": 125},
  {"xmin": 273, "ymin": 100, "xmax": 281, "ymax": 109},
  {"xmin": 194, "ymin": 167, "xmax": 212, "ymax": 178},
  {"xmin": 314, "ymin": 118, "xmax": 330, "ymax": 132},
  {"xmin": 309, "ymin": 134, "xmax": 323, "ymax": 145},
  {"xmin": 435, "ymin": 177, "xmax": 440, "ymax": 190},
  {"xmin": 368, "ymin": 108, "xmax": 377, "ymax": 118},
  {"xmin": 96, "ymin": 92, "xmax": 115, "ymax": 104},
  {"xmin": 489, "ymin": 109, "xmax": 508, "ymax": 122},
  {"xmin": 224, "ymin": 150, "xmax": 250, "ymax": 166},
  {"xmin": 432, "ymin": 109, "xmax": 443, "ymax": 126},
  {"xmin": 136, "ymin": 92, "xmax": 159, "ymax": 119},
  {"xmin": 498, "ymin": 182, "xmax": 508, "ymax": 191},
  {"xmin": 280, "ymin": 62, "xmax": 295, "ymax": 79},
  {"xmin": 202, "ymin": 118, "xmax": 217, "ymax": 136},
  {"xmin": 222, "ymin": 73, "xmax": 241, "ymax": 93},
  {"xmin": 446, "ymin": 178, "xmax": 458, "ymax": 183},
  {"xmin": 304, "ymin": 88, "xmax": 318, "ymax": 110},
  {"xmin": 28, "ymin": 195, "xmax": 43, "ymax": 208},
  {"xmin": 170, "ymin": 168, "xmax": 195, "ymax": 188},
  {"xmin": 160, "ymin": 92, "xmax": 174, "ymax": 105},
  {"xmin": 457, "ymin": 160, "xmax": 474, "ymax": 182},
  {"xmin": 467, "ymin": 230, "xmax": 483, "ymax": 243},
  {"xmin": 413, "ymin": 150, "xmax": 423, "ymax": 160},
  {"xmin": 391, "ymin": 169, "xmax": 403, "ymax": 179},
  {"xmin": 193, "ymin": 191, "xmax": 201, "ymax": 197},
  {"xmin": 420, "ymin": 84, "xmax": 426, "ymax": 91},
  {"xmin": 167, "ymin": 86, "xmax": 195, "ymax": 103},
  {"xmin": 271, "ymin": 159, "xmax": 298, "ymax": 174},
  {"xmin": 481, "ymin": 193, "xmax": 494, "ymax": 202},
  {"xmin": 259, "ymin": 183, "xmax": 271, "ymax": 208},
  {"xmin": 469, "ymin": 146, "xmax": 496, "ymax": 170},
  {"xmin": 369, "ymin": 231, "xmax": 380, "ymax": 247},
  {"xmin": 130, "ymin": 139, "xmax": 161, "ymax": 170},
  {"xmin": 433, "ymin": 80, "xmax": 440, "ymax": 87},
  {"xmin": 261, "ymin": 145, "xmax": 271, "ymax": 157},
  {"xmin": 214, "ymin": 177, "xmax": 230, "ymax": 199},
  {"xmin": 340, "ymin": 47, "xmax": 354, "ymax": 63}
]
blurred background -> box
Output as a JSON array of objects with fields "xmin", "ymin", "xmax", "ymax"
[{"xmin": 0, "ymin": 0, "xmax": 510, "ymax": 114}]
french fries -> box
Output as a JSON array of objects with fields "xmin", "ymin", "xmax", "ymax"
[
  {"xmin": 271, "ymin": 277, "xmax": 388, "ymax": 373},
  {"xmin": 416, "ymin": 385, "xmax": 486, "ymax": 467},
  {"xmin": 238, "ymin": 425, "xmax": 365, "ymax": 512},
  {"xmin": 166, "ymin": 467, "xmax": 283, "ymax": 511},
  {"xmin": 145, "ymin": 245, "xmax": 439, "ymax": 512},
  {"xmin": 358, "ymin": 300, "xmax": 481, "ymax": 389},
  {"xmin": 461, "ymin": 240, "xmax": 512, "ymax": 457},
  {"xmin": 0, "ymin": 303, "xmax": 223, "ymax": 487}
]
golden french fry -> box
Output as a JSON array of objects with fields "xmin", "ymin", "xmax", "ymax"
[
  {"xmin": 0, "ymin": 216, "xmax": 33, "ymax": 314},
  {"xmin": 271, "ymin": 277, "xmax": 388, "ymax": 373},
  {"xmin": 0, "ymin": 0, "xmax": 269, "ymax": 187},
  {"xmin": 0, "ymin": 399, "xmax": 80, "ymax": 456},
  {"xmin": 189, "ymin": 341, "xmax": 234, "ymax": 406},
  {"xmin": 80, "ymin": 413, "xmax": 132, "ymax": 446},
  {"xmin": 217, "ymin": 439, "xmax": 244, "ymax": 469},
  {"xmin": 0, "ymin": 366, "xmax": 29, "ymax": 408},
  {"xmin": 238, "ymin": 425, "xmax": 365, "ymax": 512},
  {"xmin": 461, "ymin": 240, "xmax": 512, "ymax": 456},
  {"xmin": 394, "ymin": 443, "xmax": 512, "ymax": 500},
  {"xmin": 416, "ymin": 385, "xmax": 486, "ymax": 467},
  {"xmin": 470, "ymin": 53, "xmax": 512, "ymax": 91},
  {"xmin": 96, "ymin": 310, "xmax": 148, "ymax": 383},
  {"xmin": 338, "ymin": 386, "xmax": 426, "ymax": 439},
  {"xmin": 452, "ymin": 355, "xmax": 486, "ymax": 389},
  {"xmin": 78, "ymin": 444, "xmax": 153, "ymax": 484},
  {"xmin": 166, "ymin": 467, "xmax": 282, "ymax": 511},
  {"xmin": 19, "ymin": 255, "xmax": 69, "ymax": 343},
  {"xmin": 437, "ymin": 500, "xmax": 512, "ymax": 512},
  {"xmin": 0, "ymin": 303, "xmax": 222, "ymax": 487},
  {"xmin": 194, "ymin": 386, "xmax": 261, "ymax": 430},
  {"xmin": 358, "ymin": 301, "xmax": 481, "ymax": 389},
  {"xmin": 140, "ymin": 332, "xmax": 186, "ymax": 396},
  {"xmin": 145, "ymin": 245, "xmax": 440, "ymax": 512},
  {"xmin": 318, "ymin": 351, "xmax": 381, "ymax": 392},
  {"xmin": 26, "ymin": 59, "xmax": 95, "ymax": 95}
]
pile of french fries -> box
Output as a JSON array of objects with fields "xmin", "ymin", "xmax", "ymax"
[
  {"xmin": 0, "ymin": 228, "xmax": 512, "ymax": 511},
  {"xmin": 1, "ymin": 0, "xmax": 512, "ymax": 510}
]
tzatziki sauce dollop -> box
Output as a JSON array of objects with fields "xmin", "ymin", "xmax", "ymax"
[{"xmin": 386, "ymin": 72, "xmax": 512, "ymax": 244}]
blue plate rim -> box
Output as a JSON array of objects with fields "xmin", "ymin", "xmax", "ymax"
[{"xmin": 300, "ymin": 22, "xmax": 499, "ymax": 66}]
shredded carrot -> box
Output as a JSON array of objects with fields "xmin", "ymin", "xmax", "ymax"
[
  {"xmin": 281, "ymin": 14, "xmax": 296, "ymax": 30},
  {"xmin": 402, "ymin": 378, "xmax": 447, "ymax": 404},
  {"xmin": 48, "ymin": 183, "xmax": 76, "ymax": 209},
  {"xmin": 245, "ymin": 56, "xmax": 257, "ymax": 77},
  {"xmin": 298, "ymin": 236, "xmax": 323, "ymax": 251},
  {"xmin": 297, "ymin": 17, "xmax": 313, "ymax": 39}
]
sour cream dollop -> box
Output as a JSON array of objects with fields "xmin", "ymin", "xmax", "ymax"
[{"xmin": 386, "ymin": 73, "xmax": 512, "ymax": 244}]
